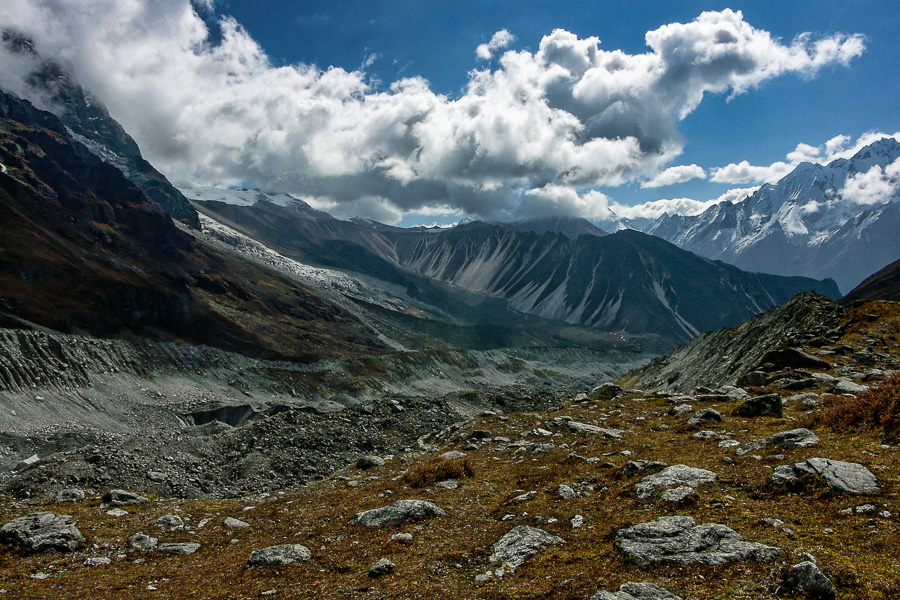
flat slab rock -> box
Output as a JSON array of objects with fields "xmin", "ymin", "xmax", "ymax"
[
  {"xmin": 491, "ymin": 525, "xmax": 564, "ymax": 572},
  {"xmin": 354, "ymin": 499, "xmax": 446, "ymax": 527},
  {"xmin": 772, "ymin": 458, "xmax": 879, "ymax": 494},
  {"xmin": 567, "ymin": 421, "xmax": 624, "ymax": 439},
  {"xmin": 247, "ymin": 544, "xmax": 311, "ymax": 567},
  {"xmin": 615, "ymin": 516, "xmax": 780, "ymax": 565},
  {"xmin": 737, "ymin": 428, "xmax": 819, "ymax": 455},
  {"xmin": 635, "ymin": 465, "xmax": 717, "ymax": 499},
  {"xmin": 0, "ymin": 512, "xmax": 85, "ymax": 552},
  {"xmin": 591, "ymin": 582, "xmax": 683, "ymax": 600}
]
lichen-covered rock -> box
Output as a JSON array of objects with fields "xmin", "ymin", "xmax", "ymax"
[
  {"xmin": 490, "ymin": 525, "xmax": 564, "ymax": 572},
  {"xmin": 353, "ymin": 499, "xmax": 446, "ymax": 527},
  {"xmin": 247, "ymin": 544, "xmax": 311, "ymax": 567},
  {"xmin": 771, "ymin": 458, "xmax": 879, "ymax": 494},
  {"xmin": 635, "ymin": 465, "xmax": 716, "ymax": 499},
  {"xmin": 615, "ymin": 516, "xmax": 780, "ymax": 565},
  {"xmin": 591, "ymin": 581, "xmax": 683, "ymax": 600},
  {"xmin": 0, "ymin": 512, "xmax": 85, "ymax": 552},
  {"xmin": 736, "ymin": 428, "xmax": 819, "ymax": 455}
]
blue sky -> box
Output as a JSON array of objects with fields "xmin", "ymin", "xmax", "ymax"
[{"xmin": 2, "ymin": 1, "xmax": 898, "ymax": 225}]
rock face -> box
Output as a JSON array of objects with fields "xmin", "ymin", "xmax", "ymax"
[
  {"xmin": 490, "ymin": 525, "xmax": 564, "ymax": 572},
  {"xmin": 733, "ymin": 394, "xmax": 782, "ymax": 417},
  {"xmin": 591, "ymin": 582, "xmax": 683, "ymax": 600},
  {"xmin": 247, "ymin": 544, "xmax": 311, "ymax": 567},
  {"xmin": 634, "ymin": 465, "xmax": 717, "ymax": 499},
  {"xmin": 353, "ymin": 499, "xmax": 446, "ymax": 527},
  {"xmin": 772, "ymin": 458, "xmax": 879, "ymax": 494},
  {"xmin": 615, "ymin": 516, "xmax": 780, "ymax": 565},
  {"xmin": 736, "ymin": 428, "xmax": 819, "ymax": 455},
  {"xmin": 791, "ymin": 561, "xmax": 836, "ymax": 600},
  {"xmin": 0, "ymin": 512, "xmax": 85, "ymax": 552}
]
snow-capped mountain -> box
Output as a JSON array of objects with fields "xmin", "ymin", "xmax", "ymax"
[{"xmin": 641, "ymin": 138, "xmax": 900, "ymax": 293}]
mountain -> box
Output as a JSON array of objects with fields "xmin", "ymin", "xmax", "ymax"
[
  {"xmin": 641, "ymin": 138, "xmax": 900, "ymax": 293},
  {"xmin": 190, "ymin": 188, "xmax": 839, "ymax": 345},
  {"xmin": 0, "ymin": 30, "xmax": 199, "ymax": 228},
  {"xmin": 501, "ymin": 216, "xmax": 608, "ymax": 238},
  {"xmin": 0, "ymin": 89, "xmax": 384, "ymax": 361},
  {"xmin": 840, "ymin": 256, "xmax": 900, "ymax": 304}
]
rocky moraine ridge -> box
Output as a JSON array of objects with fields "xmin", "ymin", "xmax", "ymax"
[{"xmin": 0, "ymin": 292, "xmax": 896, "ymax": 599}]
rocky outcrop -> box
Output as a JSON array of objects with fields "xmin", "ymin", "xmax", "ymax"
[
  {"xmin": 615, "ymin": 516, "xmax": 780, "ymax": 565},
  {"xmin": 0, "ymin": 512, "xmax": 85, "ymax": 552}
]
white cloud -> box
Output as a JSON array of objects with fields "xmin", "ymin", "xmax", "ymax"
[
  {"xmin": 519, "ymin": 185, "xmax": 615, "ymax": 220},
  {"xmin": 0, "ymin": 4, "xmax": 865, "ymax": 220},
  {"xmin": 840, "ymin": 156, "xmax": 900, "ymax": 206},
  {"xmin": 476, "ymin": 29, "xmax": 515, "ymax": 60},
  {"xmin": 710, "ymin": 160, "xmax": 793, "ymax": 184},
  {"xmin": 641, "ymin": 164, "xmax": 706, "ymax": 188}
]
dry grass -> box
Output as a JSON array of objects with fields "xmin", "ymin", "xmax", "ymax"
[
  {"xmin": 807, "ymin": 374, "xmax": 900, "ymax": 442},
  {"xmin": 403, "ymin": 457, "xmax": 474, "ymax": 488}
]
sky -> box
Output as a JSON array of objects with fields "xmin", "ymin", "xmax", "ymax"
[{"xmin": 1, "ymin": 0, "xmax": 898, "ymax": 226}]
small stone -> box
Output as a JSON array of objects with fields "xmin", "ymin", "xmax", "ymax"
[
  {"xmin": 436, "ymin": 479, "xmax": 458, "ymax": 490},
  {"xmin": 146, "ymin": 471, "xmax": 167, "ymax": 483},
  {"xmin": 356, "ymin": 456, "xmax": 386, "ymax": 470},
  {"xmin": 389, "ymin": 533, "xmax": 413, "ymax": 544},
  {"xmin": 558, "ymin": 484, "xmax": 576, "ymax": 499},
  {"xmin": 247, "ymin": 544, "xmax": 311, "ymax": 567},
  {"xmin": 368, "ymin": 558, "xmax": 395, "ymax": 577},
  {"xmin": 687, "ymin": 408, "xmax": 722, "ymax": 426},
  {"xmin": 106, "ymin": 509, "xmax": 128, "ymax": 517},
  {"xmin": 590, "ymin": 383, "xmax": 624, "ymax": 401},
  {"xmin": 571, "ymin": 515, "xmax": 584, "ymax": 529},
  {"xmin": 490, "ymin": 525, "xmax": 564, "ymax": 572},
  {"xmin": 158, "ymin": 542, "xmax": 200, "ymax": 555},
  {"xmin": 590, "ymin": 581, "xmax": 683, "ymax": 600},
  {"xmin": 102, "ymin": 489, "xmax": 148, "ymax": 507},
  {"xmin": 129, "ymin": 533, "xmax": 158, "ymax": 551},
  {"xmin": 832, "ymin": 379, "xmax": 869, "ymax": 394},
  {"xmin": 567, "ymin": 421, "xmax": 624, "ymax": 439},
  {"xmin": 55, "ymin": 489, "xmax": 85, "ymax": 503},
  {"xmin": 152, "ymin": 515, "xmax": 184, "ymax": 530},
  {"xmin": 669, "ymin": 403, "xmax": 693, "ymax": 415},
  {"xmin": 737, "ymin": 429, "xmax": 819, "ymax": 455},
  {"xmin": 225, "ymin": 517, "xmax": 250, "ymax": 529},
  {"xmin": 635, "ymin": 465, "xmax": 717, "ymax": 499},
  {"xmin": 84, "ymin": 557, "xmax": 111, "ymax": 567},
  {"xmin": 513, "ymin": 491, "xmax": 537, "ymax": 502},
  {"xmin": 440, "ymin": 450, "xmax": 467, "ymax": 460},
  {"xmin": 733, "ymin": 394, "xmax": 782, "ymax": 418}
]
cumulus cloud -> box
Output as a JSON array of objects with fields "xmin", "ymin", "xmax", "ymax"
[
  {"xmin": 641, "ymin": 164, "xmax": 706, "ymax": 188},
  {"xmin": 840, "ymin": 156, "xmax": 900, "ymax": 206},
  {"xmin": 0, "ymin": 3, "xmax": 865, "ymax": 221},
  {"xmin": 476, "ymin": 29, "xmax": 515, "ymax": 60},
  {"xmin": 711, "ymin": 131, "xmax": 900, "ymax": 185}
]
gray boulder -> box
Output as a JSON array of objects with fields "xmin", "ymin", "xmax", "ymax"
[
  {"xmin": 635, "ymin": 465, "xmax": 716, "ymax": 499},
  {"xmin": 354, "ymin": 499, "xmax": 446, "ymax": 527},
  {"xmin": 158, "ymin": 542, "xmax": 200, "ymax": 555},
  {"xmin": 591, "ymin": 582, "xmax": 683, "ymax": 600},
  {"xmin": 736, "ymin": 371, "xmax": 770, "ymax": 387},
  {"xmin": 567, "ymin": 421, "xmax": 624, "ymax": 439},
  {"xmin": 686, "ymin": 408, "xmax": 722, "ymax": 426},
  {"xmin": 659, "ymin": 486, "xmax": 697, "ymax": 505},
  {"xmin": 791, "ymin": 561, "xmax": 835, "ymax": 599},
  {"xmin": 247, "ymin": 544, "xmax": 311, "ymax": 567},
  {"xmin": 102, "ymin": 489, "xmax": 148, "ymax": 507},
  {"xmin": 490, "ymin": 525, "xmax": 564, "ymax": 572},
  {"xmin": 615, "ymin": 516, "xmax": 780, "ymax": 565},
  {"xmin": 224, "ymin": 517, "xmax": 250, "ymax": 529},
  {"xmin": 55, "ymin": 488, "xmax": 85, "ymax": 503},
  {"xmin": 733, "ymin": 394, "xmax": 782, "ymax": 417},
  {"xmin": 758, "ymin": 348, "xmax": 830, "ymax": 371},
  {"xmin": 0, "ymin": 512, "xmax": 85, "ymax": 552},
  {"xmin": 590, "ymin": 383, "xmax": 625, "ymax": 401},
  {"xmin": 736, "ymin": 428, "xmax": 819, "ymax": 455},
  {"xmin": 368, "ymin": 557, "xmax": 396, "ymax": 577},
  {"xmin": 128, "ymin": 532, "xmax": 158, "ymax": 551},
  {"xmin": 832, "ymin": 379, "xmax": 869, "ymax": 394},
  {"xmin": 771, "ymin": 458, "xmax": 879, "ymax": 494},
  {"xmin": 558, "ymin": 484, "xmax": 576, "ymax": 499},
  {"xmin": 152, "ymin": 514, "xmax": 184, "ymax": 530}
]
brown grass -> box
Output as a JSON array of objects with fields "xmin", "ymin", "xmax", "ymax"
[
  {"xmin": 403, "ymin": 457, "xmax": 474, "ymax": 488},
  {"xmin": 808, "ymin": 374, "xmax": 900, "ymax": 442}
]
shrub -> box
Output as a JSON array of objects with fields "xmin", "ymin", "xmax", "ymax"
[
  {"xmin": 814, "ymin": 374, "xmax": 900, "ymax": 442},
  {"xmin": 404, "ymin": 457, "xmax": 474, "ymax": 488}
]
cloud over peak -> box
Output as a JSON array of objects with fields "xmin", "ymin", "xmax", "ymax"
[{"xmin": 0, "ymin": 3, "xmax": 866, "ymax": 222}]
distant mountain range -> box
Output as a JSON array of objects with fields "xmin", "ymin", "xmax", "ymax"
[{"xmin": 631, "ymin": 138, "xmax": 900, "ymax": 293}]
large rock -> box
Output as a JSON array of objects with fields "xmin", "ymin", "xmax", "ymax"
[
  {"xmin": 758, "ymin": 347, "xmax": 830, "ymax": 371},
  {"xmin": 490, "ymin": 525, "xmax": 564, "ymax": 572},
  {"xmin": 354, "ymin": 499, "xmax": 446, "ymax": 527},
  {"xmin": 0, "ymin": 512, "xmax": 85, "ymax": 552},
  {"xmin": 368, "ymin": 557, "xmax": 395, "ymax": 577},
  {"xmin": 247, "ymin": 544, "xmax": 311, "ymax": 567},
  {"xmin": 634, "ymin": 465, "xmax": 717, "ymax": 499},
  {"xmin": 590, "ymin": 383, "xmax": 624, "ymax": 401},
  {"xmin": 567, "ymin": 421, "xmax": 624, "ymax": 439},
  {"xmin": 733, "ymin": 393, "xmax": 782, "ymax": 417},
  {"xmin": 686, "ymin": 408, "xmax": 722, "ymax": 426},
  {"xmin": 736, "ymin": 428, "xmax": 819, "ymax": 455},
  {"xmin": 158, "ymin": 542, "xmax": 200, "ymax": 555},
  {"xmin": 615, "ymin": 516, "xmax": 780, "ymax": 565},
  {"xmin": 356, "ymin": 456, "xmax": 386, "ymax": 470},
  {"xmin": 791, "ymin": 561, "xmax": 835, "ymax": 600},
  {"xmin": 102, "ymin": 489, "xmax": 148, "ymax": 507},
  {"xmin": 55, "ymin": 488, "xmax": 85, "ymax": 503},
  {"xmin": 771, "ymin": 458, "xmax": 879, "ymax": 494},
  {"xmin": 591, "ymin": 582, "xmax": 683, "ymax": 600}
]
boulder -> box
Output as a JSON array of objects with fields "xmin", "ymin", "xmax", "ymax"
[
  {"xmin": 635, "ymin": 465, "xmax": 716, "ymax": 499},
  {"xmin": 247, "ymin": 544, "xmax": 311, "ymax": 567},
  {"xmin": 440, "ymin": 451, "xmax": 467, "ymax": 460},
  {"xmin": 757, "ymin": 348, "xmax": 830, "ymax": 371},
  {"xmin": 558, "ymin": 484, "xmax": 576, "ymax": 499},
  {"xmin": 158, "ymin": 542, "xmax": 200, "ymax": 555},
  {"xmin": 55, "ymin": 488, "xmax": 85, "ymax": 503},
  {"xmin": 659, "ymin": 486, "xmax": 697, "ymax": 505},
  {"xmin": 736, "ymin": 371, "xmax": 770, "ymax": 387},
  {"xmin": 84, "ymin": 557, "xmax": 111, "ymax": 566},
  {"xmin": 368, "ymin": 558, "xmax": 395, "ymax": 577},
  {"xmin": 832, "ymin": 379, "xmax": 869, "ymax": 394},
  {"xmin": 591, "ymin": 582, "xmax": 683, "ymax": 600},
  {"xmin": 152, "ymin": 514, "xmax": 184, "ymax": 530},
  {"xmin": 128, "ymin": 532, "xmax": 158, "ymax": 551},
  {"xmin": 224, "ymin": 517, "xmax": 250, "ymax": 529},
  {"xmin": 771, "ymin": 458, "xmax": 879, "ymax": 494},
  {"xmin": 615, "ymin": 516, "xmax": 780, "ymax": 565},
  {"xmin": 354, "ymin": 499, "xmax": 446, "ymax": 527},
  {"xmin": 791, "ymin": 561, "xmax": 835, "ymax": 600},
  {"xmin": 0, "ymin": 512, "xmax": 85, "ymax": 552},
  {"xmin": 686, "ymin": 408, "xmax": 722, "ymax": 426},
  {"xmin": 590, "ymin": 383, "xmax": 624, "ymax": 401},
  {"xmin": 567, "ymin": 421, "xmax": 624, "ymax": 439},
  {"xmin": 356, "ymin": 456, "xmax": 386, "ymax": 470},
  {"xmin": 102, "ymin": 489, "xmax": 148, "ymax": 507},
  {"xmin": 733, "ymin": 394, "xmax": 782, "ymax": 417},
  {"xmin": 490, "ymin": 525, "xmax": 564, "ymax": 572},
  {"xmin": 736, "ymin": 428, "xmax": 819, "ymax": 455}
]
